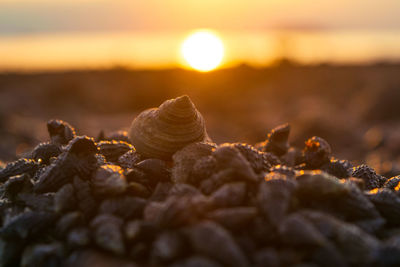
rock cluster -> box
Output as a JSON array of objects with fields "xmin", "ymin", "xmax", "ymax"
[{"xmin": 0, "ymin": 96, "xmax": 399, "ymax": 267}]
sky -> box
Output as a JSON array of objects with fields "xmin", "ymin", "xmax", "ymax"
[
  {"xmin": 1, "ymin": 0, "xmax": 400, "ymax": 35},
  {"xmin": 0, "ymin": 0, "xmax": 400, "ymax": 70}
]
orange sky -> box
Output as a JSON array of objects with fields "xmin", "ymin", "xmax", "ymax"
[{"xmin": 0, "ymin": 0, "xmax": 399, "ymax": 70}]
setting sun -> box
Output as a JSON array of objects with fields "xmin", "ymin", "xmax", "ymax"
[{"xmin": 181, "ymin": 30, "xmax": 224, "ymax": 72}]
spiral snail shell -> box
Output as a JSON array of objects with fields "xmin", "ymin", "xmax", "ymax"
[{"xmin": 128, "ymin": 95, "xmax": 210, "ymax": 160}]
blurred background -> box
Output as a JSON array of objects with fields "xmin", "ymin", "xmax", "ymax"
[{"xmin": 0, "ymin": 0, "xmax": 400, "ymax": 176}]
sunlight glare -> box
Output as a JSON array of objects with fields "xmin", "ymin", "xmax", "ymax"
[{"xmin": 181, "ymin": 30, "xmax": 224, "ymax": 72}]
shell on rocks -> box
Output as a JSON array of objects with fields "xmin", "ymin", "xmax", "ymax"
[
  {"xmin": 54, "ymin": 183, "xmax": 76, "ymax": 213},
  {"xmin": 99, "ymin": 196, "xmax": 146, "ymax": 219},
  {"xmin": 126, "ymin": 181, "xmax": 152, "ymax": 198},
  {"xmin": 149, "ymin": 182, "xmax": 173, "ymax": 202},
  {"xmin": 232, "ymin": 143, "xmax": 270, "ymax": 173},
  {"xmin": 168, "ymin": 183, "xmax": 202, "ymax": 198},
  {"xmin": 97, "ymin": 130, "xmax": 131, "ymax": 143},
  {"xmin": 97, "ymin": 140, "xmax": 134, "ymax": 163},
  {"xmin": 278, "ymin": 213, "xmax": 327, "ymax": 247},
  {"xmin": 321, "ymin": 158, "xmax": 352, "ymax": 178},
  {"xmin": 55, "ymin": 211, "xmax": 84, "ymax": 238},
  {"xmin": 128, "ymin": 95, "xmax": 210, "ymax": 160},
  {"xmin": 172, "ymin": 142, "xmax": 215, "ymax": 184},
  {"xmin": 146, "ymin": 194, "xmax": 213, "ymax": 228},
  {"xmin": 260, "ymin": 123, "xmax": 291, "ymax": 156},
  {"xmin": 209, "ymin": 144, "xmax": 258, "ymax": 186},
  {"xmin": 352, "ymin": 164, "xmax": 386, "ymax": 190},
  {"xmin": 258, "ymin": 173, "xmax": 297, "ymax": 226},
  {"xmin": 47, "ymin": 119, "xmax": 76, "ymax": 145},
  {"xmin": 124, "ymin": 220, "xmax": 157, "ymax": 243},
  {"xmin": 21, "ymin": 242, "xmax": 63, "ymax": 267},
  {"xmin": 184, "ymin": 221, "xmax": 249, "ymax": 267},
  {"xmin": 16, "ymin": 192, "xmax": 54, "ymax": 212},
  {"xmin": 0, "ymin": 158, "xmax": 39, "ymax": 183},
  {"xmin": 34, "ymin": 136, "xmax": 98, "ymax": 193},
  {"xmin": 91, "ymin": 164, "xmax": 127, "ymax": 196},
  {"xmin": 67, "ymin": 227, "xmax": 90, "ymax": 248},
  {"xmin": 303, "ymin": 136, "xmax": 332, "ymax": 168},
  {"xmin": 206, "ymin": 207, "xmax": 258, "ymax": 231},
  {"xmin": 73, "ymin": 176, "xmax": 97, "ymax": 219},
  {"xmin": 210, "ymin": 182, "xmax": 247, "ymax": 208},
  {"xmin": 90, "ymin": 214, "xmax": 125, "ymax": 255},
  {"xmin": 143, "ymin": 196, "xmax": 199, "ymax": 228},
  {"xmin": 3, "ymin": 173, "xmax": 33, "ymax": 200},
  {"xmin": 334, "ymin": 180, "xmax": 381, "ymax": 222},
  {"xmin": 269, "ymin": 165, "xmax": 296, "ymax": 177},
  {"xmin": 118, "ymin": 150, "xmax": 141, "ymax": 169},
  {"xmin": 384, "ymin": 175, "xmax": 400, "ymax": 190},
  {"xmin": 366, "ymin": 188, "xmax": 400, "ymax": 225},
  {"xmin": 134, "ymin": 159, "xmax": 170, "ymax": 185},
  {"xmin": 125, "ymin": 158, "xmax": 170, "ymax": 190},
  {"xmin": 150, "ymin": 230, "xmax": 187, "ymax": 264},
  {"xmin": 95, "ymin": 154, "xmax": 107, "ymax": 166},
  {"xmin": 295, "ymin": 170, "xmax": 349, "ymax": 199},
  {"xmin": 347, "ymin": 177, "xmax": 366, "ymax": 190},
  {"xmin": 191, "ymin": 155, "xmax": 218, "ymax": 184},
  {"xmin": 294, "ymin": 171, "xmax": 353, "ymax": 213},
  {"xmin": 31, "ymin": 142, "xmax": 62, "ymax": 165},
  {"xmin": 300, "ymin": 210, "xmax": 380, "ymax": 265},
  {"xmin": 280, "ymin": 147, "xmax": 303, "ymax": 167},
  {"xmin": 0, "ymin": 211, "xmax": 57, "ymax": 240}
]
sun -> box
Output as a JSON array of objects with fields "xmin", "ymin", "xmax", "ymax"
[{"xmin": 181, "ymin": 30, "xmax": 224, "ymax": 72}]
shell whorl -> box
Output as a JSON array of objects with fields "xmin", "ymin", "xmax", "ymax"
[{"xmin": 128, "ymin": 95, "xmax": 209, "ymax": 160}]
